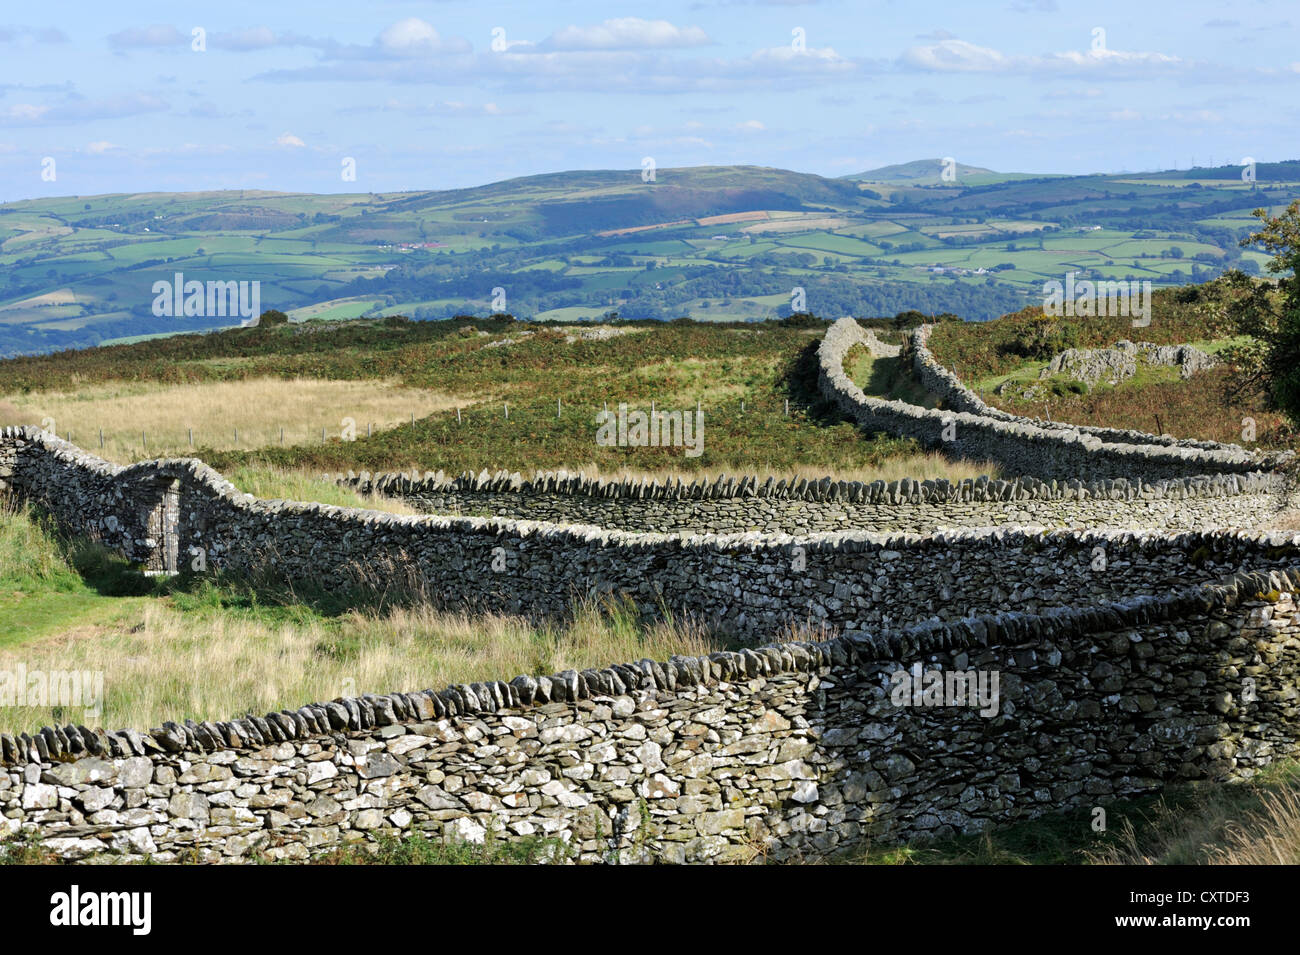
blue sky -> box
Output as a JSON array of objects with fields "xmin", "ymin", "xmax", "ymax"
[{"xmin": 1, "ymin": 0, "xmax": 1297, "ymax": 199}]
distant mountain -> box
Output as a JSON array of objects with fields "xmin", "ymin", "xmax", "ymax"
[{"xmin": 845, "ymin": 159, "xmax": 1001, "ymax": 182}]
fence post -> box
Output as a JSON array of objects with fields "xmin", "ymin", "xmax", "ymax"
[
  {"xmin": 456, "ymin": 407, "xmax": 461, "ymax": 424},
  {"xmin": 188, "ymin": 428, "xmax": 193, "ymax": 447},
  {"xmin": 99, "ymin": 428, "xmax": 104, "ymax": 449}
]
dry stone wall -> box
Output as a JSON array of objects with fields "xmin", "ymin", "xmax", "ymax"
[
  {"xmin": 339, "ymin": 467, "xmax": 1287, "ymax": 535},
  {"xmin": 2, "ymin": 565, "xmax": 1298, "ymax": 863},
  {"xmin": 3, "ymin": 427, "xmax": 1299, "ymax": 640},
  {"xmin": 818, "ymin": 318, "xmax": 1282, "ymax": 482},
  {"xmin": 909, "ymin": 323, "xmax": 1266, "ymax": 453},
  {"xmin": 328, "ymin": 318, "xmax": 1290, "ymax": 535}
]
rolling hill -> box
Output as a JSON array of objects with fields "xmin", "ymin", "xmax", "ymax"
[{"xmin": 2, "ymin": 160, "xmax": 1297, "ymax": 356}]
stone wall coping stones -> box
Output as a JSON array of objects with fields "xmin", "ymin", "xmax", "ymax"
[{"xmin": 333, "ymin": 463, "xmax": 1286, "ymax": 508}]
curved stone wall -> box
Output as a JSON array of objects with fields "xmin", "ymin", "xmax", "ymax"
[
  {"xmin": 907, "ymin": 323, "xmax": 1249, "ymax": 451},
  {"xmin": 4, "ymin": 427, "xmax": 1299, "ymax": 641},
  {"xmin": 329, "ymin": 317, "xmax": 1290, "ymax": 534},
  {"xmin": 817, "ymin": 318, "xmax": 1281, "ymax": 482}
]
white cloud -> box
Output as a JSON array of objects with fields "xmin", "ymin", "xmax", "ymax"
[
  {"xmin": 543, "ymin": 18, "xmax": 711, "ymax": 51},
  {"xmin": 369, "ymin": 17, "xmax": 470, "ymax": 57},
  {"xmin": 275, "ymin": 132, "xmax": 306, "ymax": 147},
  {"xmin": 901, "ymin": 38, "xmax": 1183, "ymax": 76},
  {"xmin": 735, "ymin": 119, "xmax": 766, "ymax": 131},
  {"xmin": 260, "ymin": 40, "xmax": 873, "ymax": 92},
  {"xmin": 1, "ymin": 103, "xmax": 49, "ymax": 122},
  {"xmin": 902, "ymin": 39, "xmax": 1010, "ymax": 72},
  {"xmin": 86, "ymin": 140, "xmax": 120, "ymax": 154},
  {"xmin": 378, "ymin": 18, "xmax": 442, "ymax": 53},
  {"xmin": 339, "ymin": 99, "xmax": 520, "ymax": 118}
]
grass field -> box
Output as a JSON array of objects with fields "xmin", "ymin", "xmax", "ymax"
[
  {"xmin": 0, "ymin": 501, "xmax": 725, "ymax": 735},
  {"xmin": 0, "ymin": 378, "xmax": 471, "ymax": 463},
  {"xmin": 0, "ymin": 316, "xmax": 963, "ymax": 478}
]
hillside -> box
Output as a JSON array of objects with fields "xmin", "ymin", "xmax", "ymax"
[
  {"xmin": 845, "ymin": 159, "xmax": 1000, "ymax": 182},
  {"xmin": 2, "ymin": 161, "xmax": 1299, "ymax": 356},
  {"xmin": 0, "ymin": 314, "xmax": 945, "ymax": 477}
]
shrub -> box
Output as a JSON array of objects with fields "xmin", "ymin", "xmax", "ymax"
[{"xmin": 1007, "ymin": 315, "xmax": 1080, "ymax": 360}]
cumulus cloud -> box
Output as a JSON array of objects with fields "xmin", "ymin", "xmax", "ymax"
[
  {"xmin": 378, "ymin": 18, "xmax": 443, "ymax": 54},
  {"xmin": 541, "ymin": 18, "xmax": 711, "ymax": 51},
  {"xmin": 274, "ymin": 132, "xmax": 306, "ymax": 147},
  {"xmin": 348, "ymin": 18, "xmax": 467, "ymax": 58}
]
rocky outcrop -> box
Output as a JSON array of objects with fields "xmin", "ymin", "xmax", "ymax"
[{"xmin": 1038, "ymin": 340, "xmax": 1220, "ymax": 390}]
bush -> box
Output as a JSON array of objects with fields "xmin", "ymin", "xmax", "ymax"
[
  {"xmin": 256, "ymin": 309, "xmax": 290, "ymax": 327},
  {"xmin": 1007, "ymin": 315, "xmax": 1080, "ymax": 360}
]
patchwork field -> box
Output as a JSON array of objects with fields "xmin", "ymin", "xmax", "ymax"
[{"xmin": 6, "ymin": 161, "xmax": 1300, "ymax": 357}]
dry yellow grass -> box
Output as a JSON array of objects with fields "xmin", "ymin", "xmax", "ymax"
[
  {"xmin": 1206, "ymin": 787, "xmax": 1300, "ymax": 864},
  {"xmin": 1085, "ymin": 768, "xmax": 1300, "ymax": 865},
  {"xmin": 0, "ymin": 377, "xmax": 470, "ymax": 464},
  {"xmin": 0, "ymin": 597, "xmax": 722, "ymax": 735}
]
